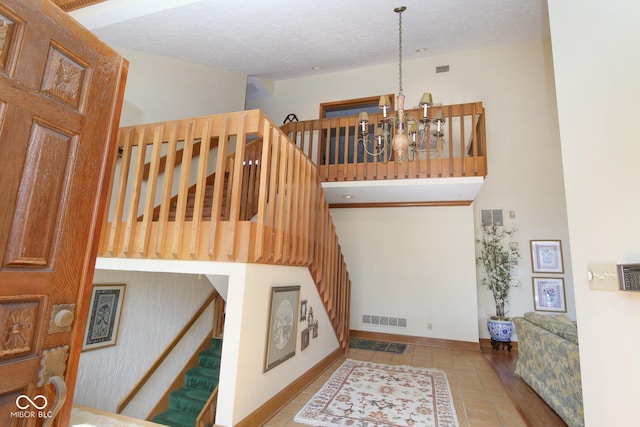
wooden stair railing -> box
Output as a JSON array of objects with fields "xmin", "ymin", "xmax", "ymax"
[
  {"xmin": 99, "ymin": 110, "xmax": 351, "ymax": 349},
  {"xmin": 280, "ymin": 101, "xmax": 487, "ymax": 181}
]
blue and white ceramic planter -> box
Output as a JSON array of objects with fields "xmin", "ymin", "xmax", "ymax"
[{"xmin": 487, "ymin": 318, "xmax": 513, "ymax": 342}]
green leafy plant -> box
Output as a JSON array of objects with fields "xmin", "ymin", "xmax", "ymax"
[{"xmin": 477, "ymin": 224, "xmax": 521, "ymax": 319}]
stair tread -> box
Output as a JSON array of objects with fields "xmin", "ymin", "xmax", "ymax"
[
  {"xmin": 187, "ymin": 366, "xmax": 218, "ymax": 376},
  {"xmin": 153, "ymin": 409, "xmax": 197, "ymax": 427}
]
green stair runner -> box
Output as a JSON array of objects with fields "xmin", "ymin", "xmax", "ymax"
[{"xmin": 153, "ymin": 338, "xmax": 222, "ymax": 427}]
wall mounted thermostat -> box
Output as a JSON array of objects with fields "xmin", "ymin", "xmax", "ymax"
[{"xmin": 617, "ymin": 264, "xmax": 640, "ymax": 291}]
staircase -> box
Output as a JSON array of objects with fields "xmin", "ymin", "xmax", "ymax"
[
  {"xmin": 153, "ymin": 338, "xmax": 222, "ymax": 427},
  {"xmin": 148, "ymin": 173, "xmax": 231, "ymax": 221}
]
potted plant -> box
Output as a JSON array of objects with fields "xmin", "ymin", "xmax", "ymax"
[{"xmin": 477, "ymin": 223, "xmax": 521, "ymax": 350}]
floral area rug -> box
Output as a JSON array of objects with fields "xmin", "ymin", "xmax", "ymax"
[{"xmin": 294, "ymin": 359, "xmax": 459, "ymax": 427}]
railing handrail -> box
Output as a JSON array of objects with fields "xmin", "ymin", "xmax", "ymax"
[
  {"xmin": 279, "ymin": 101, "xmax": 487, "ymax": 181},
  {"xmin": 116, "ymin": 291, "xmax": 219, "ymax": 414}
]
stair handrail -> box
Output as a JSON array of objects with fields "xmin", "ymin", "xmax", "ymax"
[
  {"xmin": 196, "ymin": 385, "xmax": 219, "ymax": 427},
  {"xmin": 116, "ymin": 290, "xmax": 219, "ymax": 414}
]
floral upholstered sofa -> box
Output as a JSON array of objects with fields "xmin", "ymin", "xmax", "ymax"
[{"xmin": 513, "ymin": 312, "xmax": 584, "ymax": 427}]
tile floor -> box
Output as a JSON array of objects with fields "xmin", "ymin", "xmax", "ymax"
[{"xmin": 263, "ymin": 344, "xmax": 528, "ymax": 427}]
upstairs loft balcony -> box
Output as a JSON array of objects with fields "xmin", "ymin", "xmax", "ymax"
[{"xmin": 280, "ymin": 101, "xmax": 487, "ymax": 206}]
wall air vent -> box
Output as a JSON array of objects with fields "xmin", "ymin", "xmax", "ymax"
[
  {"xmin": 618, "ymin": 264, "xmax": 640, "ymax": 291},
  {"xmin": 436, "ymin": 65, "xmax": 450, "ymax": 73},
  {"xmin": 361, "ymin": 314, "xmax": 407, "ymax": 328},
  {"xmin": 481, "ymin": 209, "xmax": 504, "ymax": 226}
]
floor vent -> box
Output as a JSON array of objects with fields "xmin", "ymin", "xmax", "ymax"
[{"xmin": 362, "ymin": 314, "xmax": 406, "ymax": 328}]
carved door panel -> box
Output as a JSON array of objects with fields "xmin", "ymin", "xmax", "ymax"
[{"xmin": 0, "ymin": 1, "xmax": 127, "ymax": 426}]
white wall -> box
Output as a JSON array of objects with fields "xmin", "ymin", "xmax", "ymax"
[
  {"xmin": 332, "ymin": 206, "xmax": 478, "ymax": 342},
  {"xmin": 218, "ymin": 264, "xmax": 340, "ymax": 426},
  {"xmin": 548, "ymin": 1, "xmax": 640, "ymax": 426},
  {"xmin": 115, "ymin": 46, "xmax": 247, "ymax": 126},
  {"xmin": 74, "ymin": 269, "xmax": 215, "ymax": 419},
  {"xmin": 250, "ymin": 39, "xmax": 574, "ymax": 340}
]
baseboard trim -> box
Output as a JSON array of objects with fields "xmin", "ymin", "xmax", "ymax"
[
  {"xmin": 234, "ymin": 347, "xmax": 345, "ymax": 427},
  {"xmin": 350, "ymin": 329, "xmax": 482, "ymax": 352}
]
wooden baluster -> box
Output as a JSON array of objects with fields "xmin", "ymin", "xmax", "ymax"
[
  {"xmin": 138, "ymin": 124, "xmax": 164, "ymax": 256},
  {"xmin": 156, "ymin": 123, "xmax": 179, "ymax": 257},
  {"xmin": 208, "ymin": 116, "xmax": 229, "ymax": 259},
  {"xmin": 273, "ymin": 138, "xmax": 288, "ymax": 264},
  {"xmin": 459, "ymin": 107, "xmax": 466, "ymax": 176},
  {"xmin": 106, "ymin": 128, "xmax": 133, "ymax": 256},
  {"xmin": 290, "ymin": 149, "xmax": 301, "ymax": 264},
  {"xmin": 265, "ymin": 126, "xmax": 281, "ymax": 263},
  {"xmin": 472, "ymin": 104, "xmax": 479, "ymax": 175},
  {"xmin": 122, "ymin": 128, "xmax": 147, "ymax": 256},
  {"xmin": 189, "ymin": 118, "xmax": 212, "ymax": 257},
  {"xmin": 301, "ymin": 160, "xmax": 311, "ymax": 265},
  {"xmin": 254, "ymin": 119, "xmax": 271, "ymax": 262},
  {"xmin": 171, "ymin": 120, "xmax": 195, "ymax": 257},
  {"xmin": 283, "ymin": 142, "xmax": 295, "ymax": 263},
  {"xmin": 307, "ymin": 169, "xmax": 318, "ymax": 273},
  {"xmin": 100, "ymin": 130, "xmax": 121, "ymax": 256}
]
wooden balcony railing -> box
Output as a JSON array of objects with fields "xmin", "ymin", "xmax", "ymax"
[
  {"xmin": 280, "ymin": 101, "xmax": 487, "ymax": 181},
  {"xmin": 98, "ymin": 110, "xmax": 351, "ymax": 349}
]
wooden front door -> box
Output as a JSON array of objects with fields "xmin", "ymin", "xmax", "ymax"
[{"xmin": 0, "ymin": 1, "xmax": 127, "ymax": 426}]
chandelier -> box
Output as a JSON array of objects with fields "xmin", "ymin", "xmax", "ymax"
[{"xmin": 358, "ymin": 6, "xmax": 445, "ymax": 164}]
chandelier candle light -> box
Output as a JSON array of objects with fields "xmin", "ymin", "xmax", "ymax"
[{"xmin": 358, "ymin": 6, "xmax": 445, "ymax": 164}]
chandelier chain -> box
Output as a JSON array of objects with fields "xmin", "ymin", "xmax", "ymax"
[{"xmin": 398, "ymin": 8, "xmax": 403, "ymax": 96}]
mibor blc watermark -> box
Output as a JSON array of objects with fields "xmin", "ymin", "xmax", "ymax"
[{"xmin": 11, "ymin": 395, "xmax": 53, "ymax": 420}]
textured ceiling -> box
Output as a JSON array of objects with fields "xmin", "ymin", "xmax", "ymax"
[{"xmin": 71, "ymin": 0, "xmax": 550, "ymax": 81}]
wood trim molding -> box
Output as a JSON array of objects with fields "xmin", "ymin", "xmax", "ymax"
[
  {"xmin": 234, "ymin": 347, "xmax": 345, "ymax": 427},
  {"xmin": 54, "ymin": 0, "xmax": 106, "ymax": 12},
  {"xmin": 350, "ymin": 329, "xmax": 482, "ymax": 352},
  {"xmin": 319, "ymin": 94, "xmax": 395, "ymax": 119},
  {"xmin": 329, "ymin": 200, "xmax": 473, "ymax": 209}
]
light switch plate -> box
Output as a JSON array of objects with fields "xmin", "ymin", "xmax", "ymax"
[{"xmin": 587, "ymin": 262, "xmax": 619, "ymax": 291}]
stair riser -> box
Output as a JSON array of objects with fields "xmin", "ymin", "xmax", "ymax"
[
  {"xmin": 185, "ymin": 375, "xmax": 218, "ymax": 392},
  {"xmin": 198, "ymin": 355, "xmax": 221, "ymax": 369},
  {"xmin": 169, "ymin": 396, "xmax": 207, "ymax": 414}
]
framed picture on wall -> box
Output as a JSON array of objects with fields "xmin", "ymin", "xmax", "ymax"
[
  {"xmin": 82, "ymin": 284, "xmax": 126, "ymax": 351},
  {"xmin": 264, "ymin": 285, "xmax": 300, "ymax": 372},
  {"xmin": 532, "ymin": 277, "xmax": 567, "ymax": 312},
  {"xmin": 301, "ymin": 328, "xmax": 310, "ymax": 351},
  {"xmin": 530, "ymin": 240, "xmax": 564, "ymax": 273}
]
